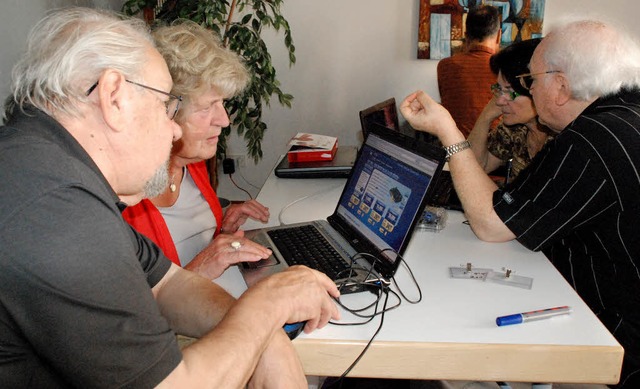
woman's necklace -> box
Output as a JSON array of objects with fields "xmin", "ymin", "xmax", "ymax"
[{"xmin": 169, "ymin": 167, "xmax": 184, "ymax": 193}]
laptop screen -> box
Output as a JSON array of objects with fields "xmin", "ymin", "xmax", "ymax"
[
  {"xmin": 359, "ymin": 98, "xmax": 400, "ymax": 139},
  {"xmin": 332, "ymin": 125, "xmax": 443, "ymax": 269}
]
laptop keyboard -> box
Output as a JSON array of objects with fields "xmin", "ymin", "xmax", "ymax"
[
  {"xmin": 428, "ymin": 171, "xmax": 462, "ymax": 210},
  {"xmin": 428, "ymin": 171, "xmax": 453, "ymax": 205},
  {"xmin": 267, "ymin": 225, "xmax": 351, "ymax": 280}
]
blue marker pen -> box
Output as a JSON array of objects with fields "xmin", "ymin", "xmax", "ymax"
[{"xmin": 496, "ymin": 306, "xmax": 572, "ymax": 326}]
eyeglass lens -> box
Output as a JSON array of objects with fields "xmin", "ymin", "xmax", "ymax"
[
  {"xmin": 125, "ymin": 80, "xmax": 182, "ymax": 120},
  {"xmin": 491, "ymin": 83, "xmax": 518, "ymax": 101},
  {"xmin": 166, "ymin": 98, "xmax": 180, "ymax": 120},
  {"xmin": 517, "ymin": 71, "xmax": 561, "ymax": 91},
  {"xmin": 519, "ymin": 75, "xmax": 534, "ymax": 90}
]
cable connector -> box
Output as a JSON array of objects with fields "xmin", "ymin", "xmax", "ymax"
[{"xmin": 222, "ymin": 158, "xmax": 235, "ymax": 175}]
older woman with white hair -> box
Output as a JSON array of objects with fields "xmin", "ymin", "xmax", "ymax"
[{"xmin": 123, "ymin": 20, "xmax": 271, "ymax": 279}]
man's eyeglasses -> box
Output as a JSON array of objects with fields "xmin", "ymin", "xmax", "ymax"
[
  {"xmin": 516, "ymin": 70, "xmax": 562, "ymax": 91},
  {"xmin": 86, "ymin": 80, "xmax": 182, "ymax": 120},
  {"xmin": 491, "ymin": 83, "xmax": 520, "ymax": 101}
]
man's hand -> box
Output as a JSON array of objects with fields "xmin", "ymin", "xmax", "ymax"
[
  {"xmin": 157, "ymin": 265, "xmax": 341, "ymax": 387},
  {"xmin": 399, "ymin": 91, "xmax": 459, "ymax": 143},
  {"xmin": 244, "ymin": 265, "xmax": 341, "ymax": 333}
]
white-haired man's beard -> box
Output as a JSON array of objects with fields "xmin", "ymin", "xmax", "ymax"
[{"xmin": 142, "ymin": 160, "xmax": 170, "ymax": 199}]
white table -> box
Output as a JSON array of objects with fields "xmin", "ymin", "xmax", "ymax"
[{"xmin": 216, "ymin": 166, "xmax": 623, "ymax": 384}]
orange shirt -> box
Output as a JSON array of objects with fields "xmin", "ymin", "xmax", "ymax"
[{"xmin": 437, "ymin": 44, "xmax": 497, "ymax": 138}]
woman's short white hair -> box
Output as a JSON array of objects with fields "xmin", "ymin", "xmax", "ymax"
[
  {"xmin": 542, "ymin": 17, "xmax": 640, "ymax": 101},
  {"xmin": 152, "ymin": 20, "xmax": 250, "ymax": 109},
  {"xmin": 7, "ymin": 7, "xmax": 154, "ymax": 119}
]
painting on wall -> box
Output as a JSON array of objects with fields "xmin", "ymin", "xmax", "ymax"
[{"xmin": 418, "ymin": 0, "xmax": 546, "ymax": 60}]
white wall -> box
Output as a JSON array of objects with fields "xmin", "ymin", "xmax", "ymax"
[
  {"xmin": 1, "ymin": 0, "xmax": 638, "ymax": 201},
  {"xmin": 217, "ymin": 0, "xmax": 640, "ymax": 201},
  {"xmin": 0, "ymin": 0, "xmax": 124, "ymax": 97}
]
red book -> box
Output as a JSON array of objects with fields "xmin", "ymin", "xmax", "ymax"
[{"xmin": 287, "ymin": 133, "xmax": 338, "ymax": 163}]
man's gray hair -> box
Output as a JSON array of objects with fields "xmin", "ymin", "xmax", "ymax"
[
  {"xmin": 542, "ymin": 18, "xmax": 640, "ymax": 101},
  {"xmin": 7, "ymin": 7, "xmax": 154, "ymax": 120}
]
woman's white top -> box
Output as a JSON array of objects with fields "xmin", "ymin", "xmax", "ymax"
[{"xmin": 159, "ymin": 168, "xmax": 216, "ymax": 267}]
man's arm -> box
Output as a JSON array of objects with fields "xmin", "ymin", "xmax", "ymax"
[
  {"xmin": 152, "ymin": 264, "xmax": 340, "ymax": 387},
  {"xmin": 151, "ymin": 264, "xmax": 234, "ymax": 336},
  {"xmin": 400, "ymin": 91, "xmax": 516, "ymax": 242}
]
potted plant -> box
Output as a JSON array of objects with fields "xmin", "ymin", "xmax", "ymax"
[{"xmin": 122, "ymin": 0, "xmax": 295, "ymax": 164}]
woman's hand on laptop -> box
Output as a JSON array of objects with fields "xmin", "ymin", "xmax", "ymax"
[
  {"xmin": 221, "ymin": 200, "xmax": 270, "ymax": 233},
  {"xmin": 185, "ymin": 230, "xmax": 272, "ymax": 279}
]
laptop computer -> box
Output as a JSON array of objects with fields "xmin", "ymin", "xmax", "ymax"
[
  {"xmin": 359, "ymin": 100, "xmax": 463, "ymax": 211},
  {"xmin": 427, "ymin": 170, "xmax": 463, "ymax": 211},
  {"xmin": 240, "ymin": 123, "xmax": 446, "ymax": 293},
  {"xmin": 274, "ymin": 146, "xmax": 358, "ymax": 179},
  {"xmin": 359, "ymin": 98, "xmax": 401, "ymax": 139}
]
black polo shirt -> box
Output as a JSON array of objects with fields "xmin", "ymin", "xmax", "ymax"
[{"xmin": 0, "ymin": 108, "xmax": 181, "ymax": 388}]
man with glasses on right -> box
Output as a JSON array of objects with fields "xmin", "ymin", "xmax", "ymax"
[{"xmin": 401, "ymin": 18, "xmax": 640, "ymax": 388}]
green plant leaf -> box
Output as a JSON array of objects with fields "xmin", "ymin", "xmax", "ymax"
[{"xmin": 241, "ymin": 13, "xmax": 252, "ymax": 25}]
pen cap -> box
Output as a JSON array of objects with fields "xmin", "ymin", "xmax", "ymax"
[{"xmin": 496, "ymin": 314, "xmax": 523, "ymax": 326}]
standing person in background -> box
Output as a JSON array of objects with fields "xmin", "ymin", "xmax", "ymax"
[
  {"xmin": 123, "ymin": 20, "xmax": 271, "ymax": 280},
  {"xmin": 437, "ymin": 4, "xmax": 502, "ymax": 138},
  {"xmin": 468, "ymin": 38, "xmax": 554, "ymax": 181}
]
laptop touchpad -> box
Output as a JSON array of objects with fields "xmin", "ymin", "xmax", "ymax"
[{"xmin": 245, "ymin": 254, "xmax": 280, "ymax": 269}]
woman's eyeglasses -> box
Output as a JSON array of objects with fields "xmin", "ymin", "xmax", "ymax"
[
  {"xmin": 516, "ymin": 70, "xmax": 562, "ymax": 90},
  {"xmin": 491, "ymin": 83, "xmax": 520, "ymax": 101}
]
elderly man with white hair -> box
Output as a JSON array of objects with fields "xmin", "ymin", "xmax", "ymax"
[{"xmin": 0, "ymin": 7, "xmax": 339, "ymax": 388}]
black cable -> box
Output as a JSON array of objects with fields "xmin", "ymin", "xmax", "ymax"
[
  {"xmin": 391, "ymin": 257, "xmax": 422, "ymax": 304},
  {"xmin": 379, "ymin": 248, "xmax": 422, "ymax": 304},
  {"xmin": 237, "ymin": 168, "xmax": 262, "ymax": 191},
  {"xmin": 330, "ymin": 287, "xmax": 400, "ymax": 323},
  {"xmin": 350, "ymin": 252, "xmax": 382, "ymax": 282},
  {"xmin": 323, "ymin": 286, "xmax": 390, "ymax": 389},
  {"xmin": 333, "ymin": 253, "xmax": 396, "ymax": 315},
  {"xmin": 228, "ymin": 173, "xmax": 253, "ymax": 200},
  {"xmin": 331, "ymin": 255, "xmax": 393, "ymax": 320},
  {"xmin": 321, "ymin": 249, "xmax": 421, "ymax": 387},
  {"xmin": 340, "ymin": 290, "xmax": 389, "ymax": 377},
  {"xmin": 329, "ymin": 288, "xmax": 383, "ymax": 326}
]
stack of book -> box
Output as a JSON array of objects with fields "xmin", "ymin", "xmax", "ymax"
[{"xmin": 286, "ymin": 133, "xmax": 338, "ymax": 163}]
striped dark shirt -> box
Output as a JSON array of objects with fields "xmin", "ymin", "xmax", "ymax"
[{"xmin": 493, "ymin": 89, "xmax": 640, "ymax": 387}]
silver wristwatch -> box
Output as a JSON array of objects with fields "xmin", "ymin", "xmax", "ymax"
[{"xmin": 443, "ymin": 140, "xmax": 471, "ymax": 160}]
